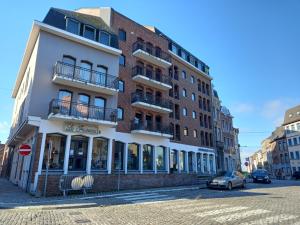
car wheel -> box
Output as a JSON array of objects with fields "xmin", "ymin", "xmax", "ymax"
[{"xmin": 228, "ymin": 182, "xmax": 232, "ymax": 191}]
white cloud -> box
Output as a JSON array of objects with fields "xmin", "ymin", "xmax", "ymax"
[
  {"xmin": 260, "ymin": 98, "xmax": 298, "ymax": 126},
  {"xmin": 231, "ymin": 103, "xmax": 255, "ymax": 114},
  {"xmin": 0, "ymin": 121, "xmax": 9, "ymax": 134}
]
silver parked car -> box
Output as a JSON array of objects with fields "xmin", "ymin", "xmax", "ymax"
[{"xmin": 207, "ymin": 171, "xmax": 246, "ymax": 190}]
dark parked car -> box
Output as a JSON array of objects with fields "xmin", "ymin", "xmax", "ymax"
[
  {"xmin": 251, "ymin": 169, "xmax": 271, "ymax": 183},
  {"xmin": 207, "ymin": 171, "xmax": 246, "ymax": 190},
  {"xmin": 292, "ymin": 171, "xmax": 300, "ymax": 180}
]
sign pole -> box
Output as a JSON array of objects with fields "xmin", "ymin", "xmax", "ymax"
[{"xmin": 43, "ymin": 140, "xmax": 52, "ymax": 197}]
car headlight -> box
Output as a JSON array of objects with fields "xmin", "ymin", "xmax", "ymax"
[{"xmin": 264, "ymin": 176, "xmax": 269, "ymax": 179}]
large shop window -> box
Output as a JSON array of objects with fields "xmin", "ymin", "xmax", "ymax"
[
  {"xmin": 42, "ymin": 134, "xmax": 66, "ymax": 170},
  {"xmin": 170, "ymin": 149, "xmax": 178, "ymax": 172},
  {"xmin": 91, "ymin": 137, "xmax": 108, "ymax": 170},
  {"xmin": 68, "ymin": 135, "xmax": 88, "ymax": 171},
  {"xmin": 156, "ymin": 146, "xmax": 166, "ymax": 171},
  {"xmin": 143, "ymin": 144, "xmax": 154, "ymax": 171},
  {"xmin": 128, "ymin": 143, "xmax": 139, "ymax": 171},
  {"xmin": 180, "ymin": 151, "xmax": 186, "ymax": 172},
  {"xmin": 114, "ymin": 141, "xmax": 124, "ymax": 170}
]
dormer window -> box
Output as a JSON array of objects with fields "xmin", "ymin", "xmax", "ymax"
[
  {"xmin": 99, "ymin": 31, "xmax": 110, "ymax": 46},
  {"xmin": 66, "ymin": 18, "xmax": 80, "ymax": 35},
  {"xmin": 83, "ymin": 25, "xmax": 95, "ymax": 40}
]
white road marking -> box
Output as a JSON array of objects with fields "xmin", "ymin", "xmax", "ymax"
[
  {"xmin": 240, "ymin": 214, "xmax": 298, "ymax": 225},
  {"xmin": 118, "ymin": 194, "xmax": 169, "ymax": 201},
  {"xmin": 115, "ymin": 193, "xmax": 163, "ymax": 199},
  {"xmin": 195, "ymin": 206, "xmax": 248, "ymax": 217},
  {"xmin": 163, "ymin": 202, "xmax": 213, "ymax": 210},
  {"xmin": 214, "ymin": 209, "xmax": 270, "ymax": 223},
  {"xmin": 179, "ymin": 204, "xmax": 228, "ymax": 213},
  {"xmin": 132, "ymin": 197, "xmax": 176, "ymax": 204}
]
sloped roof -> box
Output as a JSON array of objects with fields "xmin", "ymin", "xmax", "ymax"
[
  {"xmin": 270, "ymin": 126, "xmax": 285, "ymax": 141},
  {"xmin": 283, "ymin": 105, "xmax": 300, "ymax": 125},
  {"xmin": 50, "ymin": 8, "xmax": 116, "ymax": 34}
]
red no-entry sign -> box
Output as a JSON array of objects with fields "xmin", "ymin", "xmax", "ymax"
[{"xmin": 19, "ymin": 144, "xmax": 32, "ymax": 156}]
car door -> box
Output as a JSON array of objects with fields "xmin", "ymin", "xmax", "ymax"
[{"xmin": 232, "ymin": 172, "xmax": 241, "ymax": 187}]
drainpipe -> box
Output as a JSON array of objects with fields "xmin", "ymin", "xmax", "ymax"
[{"xmin": 26, "ymin": 127, "xmax": 39, "ymax": 193}]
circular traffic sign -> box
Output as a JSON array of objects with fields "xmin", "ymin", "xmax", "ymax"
[
  {"xmin": 19, "ymin": 144, "xmax": 32, "ymax": 156},
  {"xmin": 244, "ymin": 162, "xmax": 249, "ymax": 167}
]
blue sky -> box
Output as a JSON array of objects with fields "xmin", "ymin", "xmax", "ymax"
[{"xmin": 0, "ymin": 0, "xmax": 299, "ymax": 167}]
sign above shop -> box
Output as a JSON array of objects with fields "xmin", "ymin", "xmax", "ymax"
[
  {"xmin": 64, "ymin": 122, "xmax": 101, "ymax": 135},
  {"xmin": 19, "ymin": 144, "xmax": 32, "ymax": 156}
]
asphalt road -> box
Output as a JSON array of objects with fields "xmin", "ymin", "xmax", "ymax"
[{"xmin": 0, "ymin": 180, "xmax": 299, "ymax": 225}]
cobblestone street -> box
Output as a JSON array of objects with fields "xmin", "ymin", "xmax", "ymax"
[{"xmin": 0, "ymin": 180, "xmax": 299, "ymax": 225}]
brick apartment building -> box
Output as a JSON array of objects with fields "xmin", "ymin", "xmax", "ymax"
[{"xmin": 3, "ymin": 7, "xmax": 239, "ymax": 195}]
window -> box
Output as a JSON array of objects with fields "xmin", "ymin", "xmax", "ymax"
[
  {"xmin": 183, "ymin": 127, "xmax": 188, "ymax": 136},
  {"xmin": 192, "ymin": 111, "xmax": 196, "ymax": 119},
  {"xmin": 62, "ymin": 56, "xmax": 76, "ymax": 77},
  {"xmin": 180, "ymin": 151, "xmax": 186, "ymax": 171},
  {"xmin": 199, "ymin": 96, "xmax": 202, "ymax": 109},
  {"xmin": 191, "ymin": 93, "xmax": 196, "ymax": 101},
  {"xmin": 171, "ymin": 43, "xmax": 177, "ymax": 54},
  {"xmin": 143, "ymin": 145, "xmax": 154, "ymax": 170},
  {"xmin": 83, "ymin": 25, "xmax": 95, "ymax": 40},
  {"xmin": 290, "ymin": 152, "xmax": 295, "ymax": 160},
  {"xmin": 114, "ymin": 141, "xmax": 124, "ymax": 170},
  {"xmin": 117, "ymin": 107, "xmax": 124, "ymax": 120},
  {"xmin": 118, "ymin": 29, "xmax": 126, "ymax": 41},
  {"xmin": 42, "ymin": 133, "xmax": 66, "ymax": 170},
  {"xmin": 119, "ymin": 54, "xmax": 126, "ymax": 66},
  {"xmin": 288, "ymin": 139, "xmax": 293, "ymax": 146},
  {"xmin": 200, "ymin": 113, "xmax": 204, "ymax": 127},
  {"xmin": 193, "ymin": 129, "xmax": 198, "ymax": 138},
  {"xmin": 80, "ymin": 61, "xmax": 92, "ymax": 81},
  {"xmin": 182, "ymin": 70, "xmax": 187, "ymax": 79},
  {"xmin": 118, "ymin": 80, "xmax": 125, "ymax": 92},
  {"xmin": 297, "ymin": 123, "xmax": 300, "ymax": 131},
  {"xmin": 170, "ymin": 150, "xmax": 178, "ymax": 172},
  {"xmin": 191, "ymin": 76, "xmax": 195, "ymax": 84},
  {"xmin": 294, "ymin": 137, "xmax": 298, "ymax": 146},
  {"xmin": 206, "ymin": 84, "xmax": 210, "ymax": 96},
  {"xmin": 128, "ymin": 143, "xmax": 139, "ymax": 170},
  {"xmin": 91, "ymin": 137, "xmax": 108, "ymax": 170},
  {"xmin": 156, "ymin": 146, "xmax": 166, "ymax": 171},
  {"xmin": 182, "ymin": 88, "xmax": 187, "ymax": 97},
  {"xmin": 296, "ymin": 151, "xmax": 300, "ymax": 160},
  {"xmin": 188, "ymin": 152, "xmax": 193, "ymax": 171},
  {"xmin": 66, "ymin": 18, "xmax": 79, "ymax": 35},
  {"xmin": 69, "ymin": 135, "xmax": 88, "ymax": 171},
  {"xmin": 183, "ymin": 107, "xmax": 187, "ymax": 116},
  {"xmin": 99, "ymin": 31, "xmax": 110, "ymax": 45}
]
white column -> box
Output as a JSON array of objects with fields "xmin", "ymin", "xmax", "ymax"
[
  {"xmin": 37, "ymin": 132, "xmax": 47, "ymax": 175},
  {"xmin": 154, "ymin": 146, "xmax": 157, "ymax": 174},
  {"xmin": 194, "ymin": 152, "xmax": 197, "ymax": 173},
  {"xmin": 212, "ymin": 154, "xmax": 216, "ymax": 174},
  {"xmin": 166, "ymin": 148, "xmax": 170, "ymax": 174},
  {"xmin": 185, "ymin": 151, "xmax": 189, "ymax": 173},
  {"xmin": 107, "ymin": 138, "xmax": 113, "ymax": 174},
  {"xmin": 124, "ymin": 143, "xmax": 128, "ymax": 174},
  {"xmin": 207, "ymin": 154, "xmax": 211, "ymax": 174},
  {"xmin": 63, "ymin": 134, "xmax": 71, "ymax": 175},
  {"xmin": 200, "ymin": 153, "xmax": 204, "ymax": 173},
  {"xmin": 178, "ymin": 151, "xmax": 181, "ymax": 173},
  {"xmin": 86, "ymin": 136, "xmax": 93, "ymax": 174},
  {"xmin": 140, "ymin": 144, "xmax": 143, "ymax": 174}
]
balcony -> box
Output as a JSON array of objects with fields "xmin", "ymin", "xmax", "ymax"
[
  {"xmin": 48, "ymin": 99, "xmax": 117, "ymax": 127},
  {"xmin": 132, "ymin": 66, "xmax": 172, "ymax": 91},
  {"xmin": 131, "ymin": 120, "xmax": 173, "ymax": 138},
  {"xmin": 132, "ymin": 41, "xmax": 172, "ymax": 69},
  {"xmin": 52, "ymin": 61, "xmax": 119, "ymax": 95},
  {"xmin": 131, "ymin": 92, "xmax": 173, "ymax": 114}
]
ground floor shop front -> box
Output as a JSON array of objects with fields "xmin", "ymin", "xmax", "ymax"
[{"xmin": 7, "ymin": 117, "xmax": 216, "ymax": 196}]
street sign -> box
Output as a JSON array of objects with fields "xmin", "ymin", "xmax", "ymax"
[{"xmin": 19, "ymin": 144, "xmax": 32, "ymax": 156}]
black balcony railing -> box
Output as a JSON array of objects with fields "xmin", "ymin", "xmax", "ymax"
[
  {"xmin": 132, "ymin": 41, "xmax": 171, "ymax": 63},
  {"xmin": 54, "ymin": 61, "xmax": 119, "ymax": 90},
  {"xmin": 131, "ymin": 120, "xmax": 172, "ymax": 135},
  {"xmin": 132, "ymin": 66, "xmax": 172, "ymax": 86},
  {"xmin": 49, "ymin": 99, "xmax": 117, "ymax": 122},
  {"xmin": 131, "ymin": 92, "xmax": 172, "ymax": 110}
]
